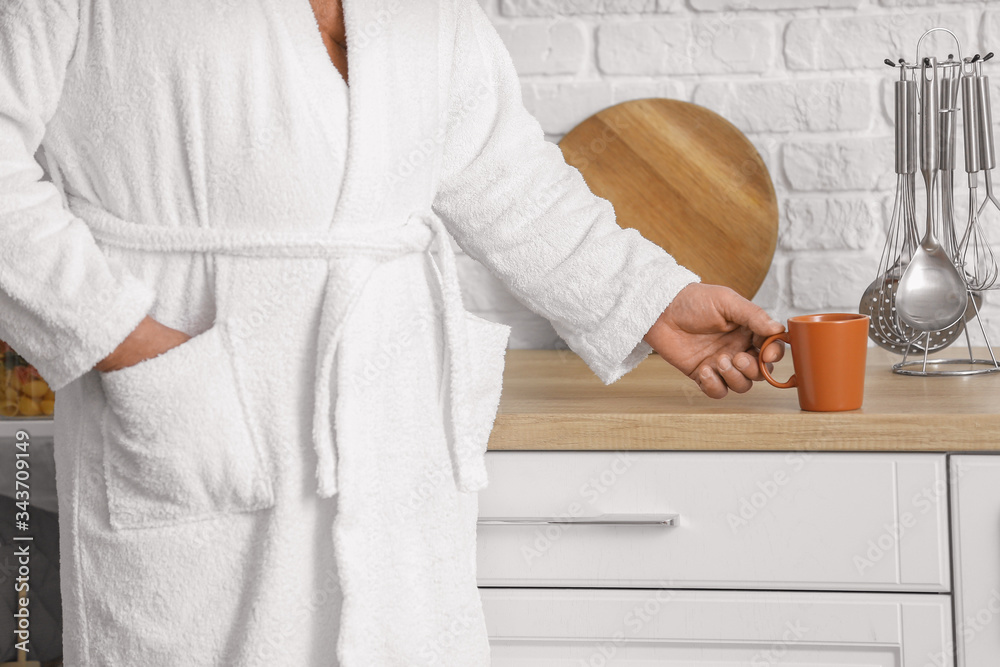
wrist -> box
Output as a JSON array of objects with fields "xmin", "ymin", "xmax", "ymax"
[
  {"xmin": 643, "ymin": 315, "xmax": 663, "ymax": 345},
  {"xmin": 94, "ymin": 315, "xmax": 155, "ymax": 372},
  {"xmin": 643, "ymin": 282, "xmax": 700, "ymax": 345}
]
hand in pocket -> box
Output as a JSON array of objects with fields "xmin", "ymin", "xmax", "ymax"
[
  {"xmin": 94, "ymin": 315, "xmax": 193, "ymax": 373},
  {"xmin": 98, "ymin": 322, "xmax": 275, "ymax": 531}
]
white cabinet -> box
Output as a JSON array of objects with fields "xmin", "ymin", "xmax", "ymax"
[
  {"xmin": 951, "ymin": 454, "xmax": 1000, "ymax": 667},
  {"xmin": 480, "ymin": 588, "xmax": 953, "ymax": 666},
  {"xmin": 477, "ymin": 451, "xmax": 950, "ymax": 591},
  {"xmin": 477, "ymin": 451, "xmax": 955, "ymax": 666}
]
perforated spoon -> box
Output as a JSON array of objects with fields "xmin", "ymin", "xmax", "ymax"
[{"xmin": 896, "ymin": 57, "xmax": 969, "ymax": 332}]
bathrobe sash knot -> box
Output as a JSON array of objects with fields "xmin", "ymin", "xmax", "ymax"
[{"xmin": 67, "ymin": 194, "xmax": 486, "ymax": 498}]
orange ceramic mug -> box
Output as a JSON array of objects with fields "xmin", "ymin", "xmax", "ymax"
[{"xmin": 758, "ymin": 313, "xmax": 870, "ymax": 412}]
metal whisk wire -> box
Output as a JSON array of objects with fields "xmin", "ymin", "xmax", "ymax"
[
  {"xmin": 966, "ymin": 55, "xmax": 1000, "ymax": 290},
  {"xmin": 960, "ymin": 175, "xmax": 999, "ymax": 290}
]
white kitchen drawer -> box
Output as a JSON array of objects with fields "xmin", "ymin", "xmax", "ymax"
[
  {"xmin": 477, "ymin": 451, "xmax": 949, "ymax": 591},
  {"xmin": 481, "ymin": 588, "xmax": 953, "ymax": 666}
]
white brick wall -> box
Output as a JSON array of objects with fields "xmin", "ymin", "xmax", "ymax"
[{"xmin": 459, "ymin": 0, "xmax": 1000, "ymax": 352}]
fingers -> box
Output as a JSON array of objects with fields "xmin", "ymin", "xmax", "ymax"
[
  {"xmin": 759, "ymin": 338, "xmax": 785, "ymax": 364},
  {"xmin": 737, "ymin": 351, "xmax": 780, "ymax": 380},
  {"xmin": 717, "ymin": 355, "xmax": 753, "ymax": 394},
  {"xmin": 695, "ymin": 348, "xmax": 780, "ymax": 398},
  {"xmin": 732, "ymin": 351, "xmax": 765, "ymax": 382},
  {"xmin": 695, "ymin": 354, "xmax": 754, "ymax": 398},
  {"xmin": 694, "ymin": 365, "xmax": 728, "ymax": 399},
  {"xmin": 714, "ymin": 286, "xmax": 784, "ymax": 339}
]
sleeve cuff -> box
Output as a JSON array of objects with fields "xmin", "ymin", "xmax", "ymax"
[
  {"xmin": 558, "ymin": 260, "xmax": 701, "ymax": 386},
  {"xmin": 32, "ymin": 270, "xmax": 157, "ymax": 392}
]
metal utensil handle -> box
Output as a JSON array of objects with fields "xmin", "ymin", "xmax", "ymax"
[
  {"xmin": 975, "ymin": 65, "xmax": 996, "ymax": 170},
  {"xmin": 939, "ymin": 74, "xmax": 959, "ymax": 172},
  {"xmin": 921, "ymin": 57, "xmax": 940, "ymax": 174},
  {"xmin": 920, "ymin": 56, "xmax": 940, "ymax": 246},
  {"xmin": 477, "ymin": 513, "xmax": 679, "ymax": 526},
  {"xmin": 963, "ymin": 72, "xmax": 982, "ymax": 174},
  {"xmin": 896, "ymin": 75, "xmax": 917, "ymax": 175},
  {"xmin": 941, "ymin": 171, "xmax": 960, "ymax": 262}
]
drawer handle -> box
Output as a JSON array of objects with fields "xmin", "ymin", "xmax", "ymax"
[{"xmin": 477, "ymin": 513, "xmax": 679, "ymax": 526}]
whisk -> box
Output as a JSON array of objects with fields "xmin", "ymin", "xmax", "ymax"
[
  {"xmin": 961, "ymin": 54, "xmax": 1000, "ymax": 290},
  {"xmin": 861, "ymin": 61, "xmax": 924, "ymax": 351}
]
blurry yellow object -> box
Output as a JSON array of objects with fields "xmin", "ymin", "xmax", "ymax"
[
  {"xmin": 17, "ymin": 396, "xmax": 41, "ymax": 417},
  {"xmin": 23, "ymin": 379, "xmax": 48, "ymax": 398},
  {"xmin": 1, "ymin": 340, "xmax": 55, "ymax": 419}
]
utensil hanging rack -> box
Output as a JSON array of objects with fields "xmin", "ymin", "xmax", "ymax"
[{"xmin": 865, "ymin": 27, "xmax": 1000, "ymax": 376}]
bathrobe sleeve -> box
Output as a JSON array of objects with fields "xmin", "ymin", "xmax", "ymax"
[
  {"xmin": 432, "ymin": 0, "xmax": 701, "ymax": 386},
  {"xmin": 0, "ymin": 0, "xmax": 157, "ymax": 392}
]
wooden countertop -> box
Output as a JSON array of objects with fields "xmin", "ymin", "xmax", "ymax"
[{"xmin": 488, "ymin": 347, "xmax": 1000, "ymax": 451}]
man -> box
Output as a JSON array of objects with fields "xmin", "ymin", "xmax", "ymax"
[{"xmin": 0, "ymin": 0, "xmax": 782, "ymax": 664}]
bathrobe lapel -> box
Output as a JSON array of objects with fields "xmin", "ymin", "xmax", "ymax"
[
  {"xmin": 270, "ymin": 0, "xmax": 447, "ymax": 229},
  {"xmin": 335, "ymin": 0, "xmax": 446, "ymax": 228}
]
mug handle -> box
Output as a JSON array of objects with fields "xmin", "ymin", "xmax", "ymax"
[{"xmin": 758, "ymin": 332, "xmax": 795, "ymax": 389}]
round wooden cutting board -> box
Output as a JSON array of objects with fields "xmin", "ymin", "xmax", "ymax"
[{"xmin": 558, "ymin": 98, "xmax": 778, "ymax": 300}]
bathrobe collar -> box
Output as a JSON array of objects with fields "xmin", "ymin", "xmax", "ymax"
[{"xmin": 274, "ymin": 0, "xmax": 446, "ymax": 232}]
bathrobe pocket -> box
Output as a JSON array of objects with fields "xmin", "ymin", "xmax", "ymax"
[
  {"xmin": 98, "ymin": 322, "xmax": 275, "ymax": 531},
  {"xmin": 458, "ymin": 312, "xmax": 512, "ymax": 491}
]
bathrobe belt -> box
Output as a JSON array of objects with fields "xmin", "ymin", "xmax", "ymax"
[{"xmin": 67, "ymin": 195, "xmax": 480, "ymax": 498}]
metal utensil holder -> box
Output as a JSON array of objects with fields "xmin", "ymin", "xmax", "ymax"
[{"xmin": 876, "ymin": 28, "xmax": 1000, "ymax": 376}]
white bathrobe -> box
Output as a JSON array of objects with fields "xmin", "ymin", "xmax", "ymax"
[{"xmin": 0, "ymin": 0, "xmax": 700, "ymax": 664}]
